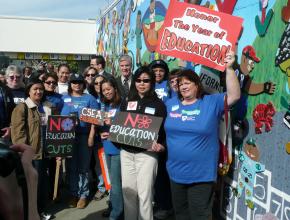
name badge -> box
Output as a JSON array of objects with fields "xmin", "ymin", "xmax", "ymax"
[
  {"xmin": 145, "ymin": 107, "xmax": 155, "ymax": 115},
  {"xmin": 172, "ymin": 105, "xmax": 179, "ymax": 111},
  {"xmin": 127, "ymin": 101, "xmax": 137, "ymax": 111}
]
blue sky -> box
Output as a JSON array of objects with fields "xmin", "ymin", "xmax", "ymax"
[{"xmin": 0, "ymin": 0, "xmax": 113, "ymax": 20}]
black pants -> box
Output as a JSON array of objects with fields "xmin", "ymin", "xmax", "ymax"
[
  {"xmin": 154, "ymin": 152, "xmax": 173, "ymax": 210},
  {"xmin": 170, "ymin": 180, "xmax": 214, "ymax": 220}
]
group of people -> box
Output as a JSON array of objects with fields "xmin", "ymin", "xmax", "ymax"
[{"xmin": 0, "ymin": 51, "xmax": 240, "ymax": 220}]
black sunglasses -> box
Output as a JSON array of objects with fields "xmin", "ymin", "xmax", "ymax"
[
  {"xmin": 86, "ymin": 74, "xmax": 96, "ymax": 77},
  {"xmin": 135, "ymin": 79, "xmax": 151, "ymax": 83},
  {"xmin": 45, "ymin": 81, "xmax": 57, "ymax": 85}
]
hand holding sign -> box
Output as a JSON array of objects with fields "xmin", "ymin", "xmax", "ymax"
[
  {"xmin": 100, "ymin": 132, "xmax": 110, "ymax": 140},
  {"xmin": 224, "ymin": 51, "xmax": 236, "ymax": 70},
  {"xmin": 147, "ymin": 141, "xmax": 165, "ymax": 152}
]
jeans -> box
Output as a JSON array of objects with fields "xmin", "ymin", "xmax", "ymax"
[
  {"xmin": 67, "ymin": 133, "xmax": 92, "ymax": 199},
  {"xmin": 170, "ymin": 180, "xmax": 214, "ymax": 220},
  {"xmin": 106, "ymin": 154, "xmax": 123, "ymax": 220},
  {"xmin": 33, "ymin": 159, "xmax": 49, "ymax": 213}
]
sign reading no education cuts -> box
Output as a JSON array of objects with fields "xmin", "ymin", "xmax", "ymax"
[
  {"xmin": 108, "ymin": 112, "xmax": 163, "ymax": 149},
  {"xmin": 45, "ymin": 115, "xmax": 76, "ymax": 157}
]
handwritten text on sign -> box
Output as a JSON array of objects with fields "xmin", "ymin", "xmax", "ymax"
[
  {"xmin": 45, "ymin": 115, "xmax": 76, "ymax": 157},
  {"xmin": 108, "ymin": 112, "xmax": 163, "ymax": 149},
  {"xmin": 157, "ymin": 1, "xmax": 243, "ymax": 71},
  {"xmin": 80, "ymin": 107, "xmax": 103, "ymax": 125}
]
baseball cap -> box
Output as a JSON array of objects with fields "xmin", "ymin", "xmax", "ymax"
[
  {"xmin": 242, "ymin": 45, "xmax": 261, "ymax": 63},
  {"xmin": 149, "ymin": 59, "xmax": 169, "ymax": 74},
  {"xmin": 69, "ymin": 73, "xmax": 84, "ymax": 83}
]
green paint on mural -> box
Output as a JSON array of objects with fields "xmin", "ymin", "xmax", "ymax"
[{"xmin": 247, "ymin": 0, "xmax": 289, "ymax": 118}]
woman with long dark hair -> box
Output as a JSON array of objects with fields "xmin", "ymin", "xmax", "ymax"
[{"xmin": 90, "ymin": 77, "xmax": 124, "ymax": 220}]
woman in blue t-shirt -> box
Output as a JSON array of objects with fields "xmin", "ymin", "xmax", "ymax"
[
  {"xmin": 91, "ymin": 77, "xmax": 123, "ymax": 220},
  {"xmin": 164, "ymin": 52, "xmax": 241, "ymax": 220},
  {"xmin": 61, "ymin": 73, "xmax": 98, "ymax": 209}
]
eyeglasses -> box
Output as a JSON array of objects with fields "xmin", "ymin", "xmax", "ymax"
[
  {"xmin": 94, "ymin": 81, "xmax": 103, "ymax": 85},
  {"xmin": 135, "ymin": 79, "xmax": 151, "ymax": 83},
  {"xmin": 8, "ymin": 75, "xmax": 21, "ymax": 80},
  {"xmin": 86, "ymin": 74, "xmax": 96, "ymax": 77},
  {"xmin": 45, "ymin": 81, "xmax": 57, "ymax": 86}
]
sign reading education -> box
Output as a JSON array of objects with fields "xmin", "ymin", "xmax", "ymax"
[
  {"xmin": 80, "ymin": 107, "xmax": 103, "ymax": 125},
  {"xmin": 157, "ymin": 1, "xmax": 243, "ymax": 71},
  {"xmin": 108, "ymin": 112, "xmax": 163, "ymax": 149},
  {"xmin": 45, "ymin": 115, "xmax": 76, "ymax": 157}
]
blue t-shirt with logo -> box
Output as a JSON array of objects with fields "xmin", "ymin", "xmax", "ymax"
[
  {"xmin": 165, "ymin": 93, "xmax": 225, "ymax": 184},
  {"xmin": 155, "ymin": 80, "xmax": 169, "ymax": 102},
  {"xmin": 61, "ymin": 94, "xmax": 98, "ymax": 133},
  {"xmin": 100, "ymin": 103, "xmax": 120, "ymax": 155}
]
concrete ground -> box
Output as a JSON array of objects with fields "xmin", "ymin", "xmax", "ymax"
[
  {"xmin": 48, "ymin": 197, "xmax": 108, "ymax": 220},
  {"xmin": 47, "ymin": 194, "xmax": 175, "ymax": 220}
]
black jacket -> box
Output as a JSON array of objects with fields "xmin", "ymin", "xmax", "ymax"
[
  {"xmin": 0, "ymin": 83, "xmax": 15, "ymax": 129},
  {"xmin": 119, "ymin": 94, "xmax": 167, "ymax": 153}
]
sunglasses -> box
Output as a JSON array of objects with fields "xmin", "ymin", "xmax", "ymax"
[
  {"xmin": 86, "ymin": 74, "xmax": 96, "ymax": 77},
  {"xmin": 45, "ymin": 81, "xmax": 57, "ymax": 86},
  {"xmin": 135, "ymin": 79, "xmax": 151, "ymax": 83},
  {"xmin": 9, "ymin": 75, "xmax": 21, "ymax": 80}
]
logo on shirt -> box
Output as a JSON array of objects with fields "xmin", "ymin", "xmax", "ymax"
[
  {"xmin": 181, "ymin": 110, "xmax": 201, "ymax": 116},
  {"xmin": 171, "ymin": 105, "xmax": 179, "ymax": 111},
  {"xmin": 155, "ymin": 88, "xmax": 168, "ymax": 100},
  {"xmin": 169, "ymin": 109, "xmax": 200, "ymax": 121}
]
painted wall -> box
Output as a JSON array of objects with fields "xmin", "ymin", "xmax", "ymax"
[{"xmin": 97, "ymin": 0, "xmax": 290, "ymax": 219}]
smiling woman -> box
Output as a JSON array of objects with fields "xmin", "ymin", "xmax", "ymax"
[
  {"xmin": 10, "ymin": 78, "xmax": 55, "ymax": 218},
  {"xmin": 164, "ymin": 51, "xmax": 240, "ymax": 219}
]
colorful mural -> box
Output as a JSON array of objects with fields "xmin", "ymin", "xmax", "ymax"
[{"xmin": 96, "ymin": 0, "xmax": 290, "ymax": 218}]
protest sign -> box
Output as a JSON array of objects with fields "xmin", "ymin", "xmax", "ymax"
[
  {"xmin": 98, "ymin": 147, "xmax": 111, "ymax": 190},
  {"xmin": 80, "ymin": 107, "xmax": 104, "ymax": 125},
  {"xmin": 157, "ymin": 1, "xmax": 243, "ymax": 71},
  {"xmin": 108, "ymin": 112, "xmax": 163, "ymax": 149},
  {"xmin": 45, "ymin": 115, "xmax": 76, "ymax": 157}
]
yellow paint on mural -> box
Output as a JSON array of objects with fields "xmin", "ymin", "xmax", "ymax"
[
  {"xmin": 17, "ymin": 53, "xmax": 25, "ymax": 60},
  {"xmin": 286, "ymin": 142, "xmax": 290, "ymax": 154}
]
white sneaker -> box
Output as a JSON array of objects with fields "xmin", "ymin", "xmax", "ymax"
[{"xmin": 40, "ymin": 212, "xmax": 52, "ymax": 220}]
